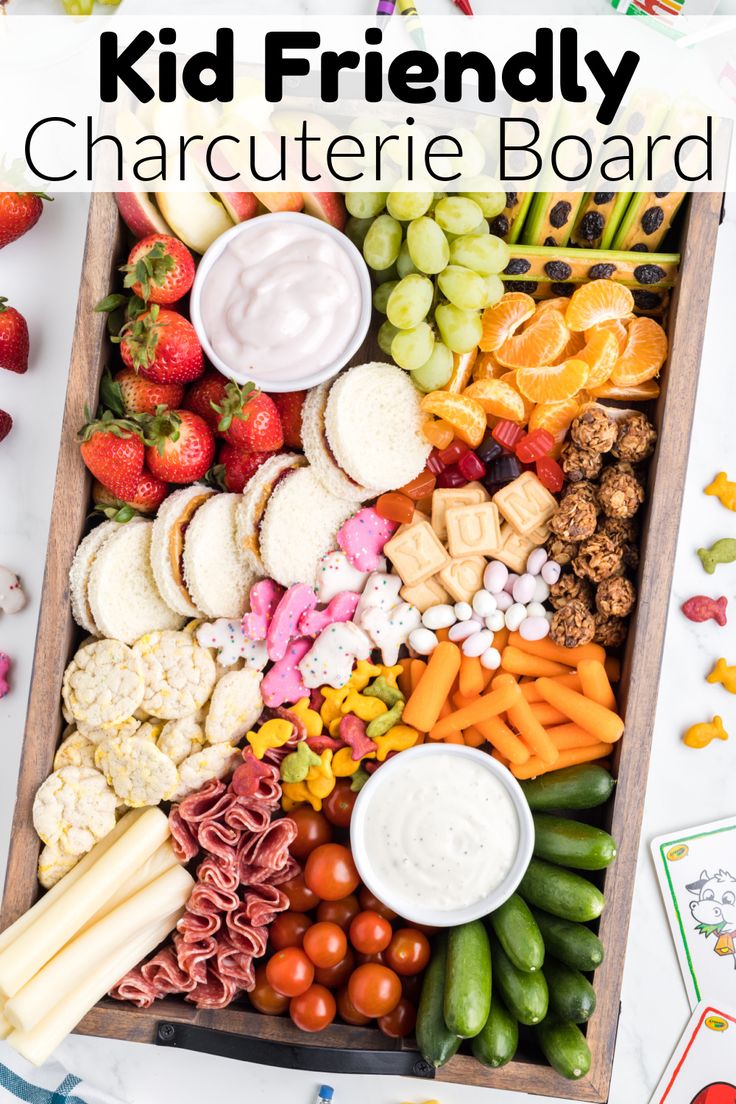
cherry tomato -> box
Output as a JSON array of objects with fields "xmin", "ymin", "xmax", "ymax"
[
  {"xmin": 289, "ymin": 808, "xmax": 333, "ymax": 860},
  {"xmin": 359, "ymin": 888, "xmax": 397, "ymax": 921},
  {"xmin": 401, "ymin": 972, "xmax": 424, "ymax": 1005},
  {"xmin": 336, "ymin": 984, "xmax": 371, "ymax": 1026},
  {"xmin": 316, "ymin": 894, "xmax": 360, "ymax": 930},
  {"xmin": 282, "ymin": 872, "xmax": 320, "ymax": 912},
  {"xmin": 322, "ymin": 780, "xmax": 358, "ymax": 828},
  {"xmin": 385, "ymin": 929, "xmax": 431, "ymax": 976},
  {"xmin": 289, "ymin": 984, "xmax": 336, "ymax": 1033},
  {"xmin": 305, "ymin": 844, "xmax": 360, "ymax": 901},
  {"xmin": 349, "ymin": 911, "xmax": 393, "ymax": 955},
  {"xmin": 303, "ymin": 922, "xmax": 348, "ymax": 969},
  {"xmin": 378, "ymin": 997, "xmax": 417, "ymax": 1038},
  {"xmin": 348, "ymin": 964, "xmax": 402, "ymax": 1018},
  {"xmin": 269, "ymin": 911, "xmax": 311, "ymax": 951},
  {"xmin": 266, "ymin": 948, "xmax": 314, "ymax": 998},
  {"xmin": 249, "ymin": 964, "xmax": 289, "ymax": 1015},
  {"xmin": 314, "ymin": 949, "xmax": 355, "ymax": 990},
  {"xmin": 355, "ymin": 951, "xmax": 386, "ymax": 967}
]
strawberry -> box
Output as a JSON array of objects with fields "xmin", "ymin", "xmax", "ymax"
[
  {"xmin": 102, "ymin": 367, "xmax": 184, "ymax": 416},
  {"xmin": 182, "ymin": 370, "xmax": 229, "ymax": 432},
  {"xmin": 118, "ymin": 305, "xmax": 204, "ymax": 385},
  {"xmin": 0, "ymin": 410, "xmax": 12, "ymax": 443},
  {"xmin": 0, "ymin": 193, "xmax": 48, "ymax": 250},
  {"xmin": 269, "ymin": 390, "xmax": 305, "ymax": 449},
  {"xmin": 144, "ymin": 408, "xmax": 215, "ymax": 484},
  {"xmin": 0, "ymin": 299, "xmax": 29, "ymax": 374},
  {"xmin": 92, "ymin": 471, "xmax": 168, "ymax": 521},
  {"xmin": 78, "ymin": 411, "xmax": 145, "ymax": 500},
  {"xmin": 121, "ymin": 234, "xmax": 195, "ymax": 306},
  {"xmin": 215, "ymin": 443, "xmax": 273, "ymax": 492},
  {"xmin": 213, "ymin": 383, "xmax": 284, "ymax": 452}
]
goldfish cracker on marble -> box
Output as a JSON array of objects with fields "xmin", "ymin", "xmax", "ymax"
[
  {"xmin": 706, "ymin": 658, "xmax": 736, "ymax": 694},
  {"xmin": 682, "ymin": 716, "xmax": 729, "ymax": 749},
  {"xmin": 705, "ymin": 472, "xmax": 736, "ymax": 513}
]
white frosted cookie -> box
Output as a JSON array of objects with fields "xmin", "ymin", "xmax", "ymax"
[
  {"xmin": 157, "ymin": 716, "xmax": 205, "ymax": 766},
  {"xmin": 169, "ymin": 743, "xmax": 240, "ymax": 802},
  {"xmin": 38, "ymin": 842, "xmax": 80, "ymax": 889},
  {"xmin": 205, "ymin": 667, "xmax": 264, "ymax": 745},
  {"xmin": 62, "ymin": 640, "xmax": 145, "ymax": 734},
  {"xmin": 53, "ymin": 730, "xmax": 96, "ymax": 772},
  {"xmin": 95, "ymin": 734, "xmax": 178, "ymax": 808},
  {"xmin": 133, "ymin": 630, "xmax": 217, "ymax": 720},
  {"xmin": 33, "ymin": 766, "xmax": 117, "ymax": 855}
]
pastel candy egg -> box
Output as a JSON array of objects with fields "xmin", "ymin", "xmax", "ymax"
[
  {"xmin": 495, "ymin": 591, "xmax": 513, "ymax": 612},
  {"xmin": 541, "ymin": 560, "xmax": 562, "ymax": 586},
  {"xmin": 454, "ymin": 602, "xmax": 473, "ymax": 622},
  {"xmin": 483, "ymin": 561, "xmax": 508, "ymax": 595},
  {"xmin": 532, "ymin": 576, "xmax": 550, "ymax": 604},
  {"xmin": 472, "ymin": 589, "xmax": 497, "ymax": 618},
  {"xmin": 525, "ymin": 601, "xmax": 547, "ymax": 618},
  {"xmin": 462, "ymin": 629, "xmax": 494, "ymax": 657},
  {"xmin": 526, "ymin": 548, "xmax": 548, "ymax": 576},
  {"xmin": 519, "ymin": 616, "xmax": 551, "ymax": 641},
  {"xmin": 448, "ymin": 620, "xmax": 479, "ymax": 643},
  {"xmin": 503, "ymin": 573, "xmax": 519, "ymax": 595},
  {"xmin": 409, "ymin": 627, "xmax": 439, "ymax": 655},
  {"xmin": 480, "ymin": 647, "xmax": 502, "ymax": 670},
  {"xmin": 485, "ymin": 610, "xmax": 505, "ymax": 632},
  {"xmin": 512, "ymin": 573, "xmax": 536, "ymax": 605},
  {"xmin": 422, "ymin": 603, "xmax": 456, "ymax": 630},
  {"xmin": 504, "ymin": 602, "xmax": 527, "ymax": 631}
]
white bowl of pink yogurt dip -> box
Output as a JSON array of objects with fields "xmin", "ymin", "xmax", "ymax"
[{"xmin": 190, "ymin": 211, "xmax": 372, "ymax": 393}]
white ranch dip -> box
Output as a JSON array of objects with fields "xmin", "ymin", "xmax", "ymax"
[{"xmin": 360, "ymin": 753, "xmax": 520, "ymax": 914}]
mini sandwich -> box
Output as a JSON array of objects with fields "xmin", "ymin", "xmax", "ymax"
[
  {"xmin": 69, "ymin": 519, "xmax": 121, "ymax": 635},
  {"xmin": 150, "ymin": 484, "xmax": 215, "ymax": 618},
  {"xmin": 301, "ymin": 382, "xmax": 375, "ymax": 501},
  {"xmin": 235, "ymin": 452, "xmax": 307, "ymax": 575},
  {"xmin": 182, "ymin": 492, "xmax": 257, "ymax": 620}
]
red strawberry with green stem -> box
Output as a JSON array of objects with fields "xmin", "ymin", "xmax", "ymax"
[
  {"xmin": 78, "ymin": 410, "xmax": 145, "ymax": 500},
  {"xmin": 0, "ymin": 192, "xmax": 50, "ymax": 250},
  {"xmin": 0, "ymin": 298, "xmax": 29, "ymax": 374},
  {"xmin": 101, "ymin": 367, "xmax": 184, "ymax": 417},
  {"xmin": 213, "ymin": 383, "xmax": 283, "ymax": 452},
  {"xmin": 212, "ymin": 443, "xmax": 273, "ymax": 493},
  {"xmin": 92, "ymin": 471, "xmax": 169, "ymax": 521},
  {"xmin": 269, "ymin": 390, "xmax": 305, "ymax": 449},
  {"xmin": 182, "ymin": 370, "xmax": 229, "ymax": 432},
  {"xmin": 120, "ymin": 234, "xmax": 195, "ymax": 306},
  {"xmin": 143, "ymin": 408, "xmax": 215, "ymax": 484},
  {"xmin": 0, "ymin": 410, "xmax": 12, "ymax": 443},
  {"xmin": 117, "ymin": 305, "xmax": 204, "ymax": 385}
]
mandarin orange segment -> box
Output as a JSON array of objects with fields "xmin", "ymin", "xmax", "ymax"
[
  {"xmin": 592, "ymin": 379, "xmax": 661, "ymax": 401},
  {"xmin": 420, "ymin": 391, "xmax": 487, "ymax": 447},
  {"xmin": 585, "ymin": 318, "xmax": 628, "ymax": 353},
  {"xmin": 565, "ymin": 280, "xmax": 634, "ymax": 332},
  {"xmin": 446, "ymin": 349, "xmax": 478, "ymax": 393},
  {"xmin": 610, "ymin": 317, "xmax": 668, "ymax": 386},
  {"xmin": 473, "ymin": 350, "xmax": 506, "ymax": 381},
  {"xmin": 528, "ymin": 395, "xmax": 581, "ymax": 457},
  {"xmin": 515, "ymin": 358, "xmax": 590, "ymax": 405},
  {"xmin": 524, "ymin": 297, "xmax": 572, "ymax": 328},
  {"xmin": 463, "ymin": 378, "xmax": 526, "ymax": 423},
  {"xmin": 499, "ymin": 372, "xmax": 534, "ymax": 423},
  {"xmin": 495, "ymin": 309, "xmax": 571, "ymax": 370},
  {"xmin": 479, "ymin": 292, "xmax": 536, "ymax": 352},
  {"xmin": 559, "ymin": 329, "xmax": 586, "ymax": 360},
  {"xmin": 577, "ymin": 329, "xmax": 620, "ymax": 389}
]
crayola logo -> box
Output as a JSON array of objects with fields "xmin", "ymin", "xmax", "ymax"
[
  {"xmin": 705, "ymin": 1016, "xmax": 729, "ymax": 1032},
  {"xmin": 667, "ymin": 845, "xmax": 689, "ymax": 861}
]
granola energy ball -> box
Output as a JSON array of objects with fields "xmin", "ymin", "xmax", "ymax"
[
  {"xmin": 550, "ymin": 600, "xmax": 596, "ymax": 648},
  {"xmin": 621, "ymin": 543, "xmax": 640, "ymax": 571},
  {"xmin": 600, "ymin": 515, "xmax": 639, "ymax": 546},
  {"xmin": 560, "ymin": 442, "xmax": 604, "ymax": 483},
  {"xmin": 573, "ymin": 532, "xmax": 624, "ymax": 582},
  {"xmin": 549, "ymin": 572, "xmax": 594, "ymax": 611},
  {"xmin": 571, "ymin": 407, "xmax": 618, "ymax": 453},
  {"xmin": 593, "ymin": 612, "xmax": 628, "ymax": 648},
  {"xmin": 596, "ymin": 576, "xmax": 637, "ymax": 618},
  {"xmin": 550, "ymin": 495, "xmax": 598, "ymax": 542},
  {"xmin": 612, "ymin": 411, "xmax": 657, "ymax": 463},
  {"xmin": 545, "ymin": 536, "xmax": 579, "ymax": 567},
  {"xmin": 563, "ymin": 480, "xmax": 598, "ymax": 505},
  {"xmin": 597, "ymin": 463, "xmax": 645, "ymax": 520}
]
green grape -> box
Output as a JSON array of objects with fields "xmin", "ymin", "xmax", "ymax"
[
  {"xmin": 378, "ymin": 319, "xmax": 400, "ymax": 356},
  {"xmin": 411, "ymin": 342, "xmax": 454, "ymax": 392},
  {"xmin": 363, "ymin": 214, "xmax": 403, "ymax": 271},
  {"xmin": 435, "ymin": 303, "xmax": 483, "ymax": 354},
  {"xmin": 345, "ymin": 192, "xmax": 387, "ymax": 219},
  {"xmin": 344, "ymin": 216, "xmax": 373, "ymax": 250},
  {"xmin": 437, "ymin": 265, "xmax": 487, "ymax": 311},
  {"xmin": 386, "ymin": 191, "xmax": 434, "ymax": 221},
  {"xmin": 373, "ymin": 281, "xmax": 399, "ymax": 315},
  {"xmin": 406, "ymin": 216, "xmax": 450, "ymax": 275},
  {"xmin": 483, "ymin": 274, "xmax": 505, "ymax": 307},
  {"xmin": 466, "ymin": 219, "xmax": 490, "ymax": 236},
  {"xmin": 386, "ymin": 274, "xmax": 434, "ymax": 330},
  {"xmin": 373, "ymin": 262, "xmax": 399, "ymax": 285},
  {"xmin": 461, "ymin": 191, "xmax": 507, "ymax": 218},
  {"xmin": 429, "ymin": 192, "xmax": 447, "ymax": 212},
  {"xmin": 391, "ymin": 322, "xmax": 435, "ymax": 371},
  {"xmin": 434, "ymin": 196, "xmax": 483, "ymax": 236},
  {"xmin": 449, "ymin": 234, "xmax": 510, "ymax": 276},
  {"xmin": 396, "ymin": 241, "xmax": 418, "ymax": 279}
]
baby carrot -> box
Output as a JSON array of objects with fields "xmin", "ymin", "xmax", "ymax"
[
  {"xmin": 578, "ymin": 659, "xmax": 617, "ymax": 711},
  {"xmin": 431, "ymin": 696, "xmax": 464, "ymax": 743},
  {"xmin": 493, "ymin": 626, "xmax": 510, "ymax": 653},
  {"xmin": 547, "ymin": 723, "xmax": 602, "ymax": 750},
  {"xmin": 475, "ymin": 715, "xmax": 530, "ymax": 765},
  {"xmin": 459, "ymin": 654, "xmax": 485, "ymax": 698},
  {"xmin": 605, "ymin": 656, "xmax": 621, "ymax": 682},
  {"xmin": 490, "ymin": 749, "xmax": 510, "ymax": 767},
  {"xmin": 443, "ymin": 731, "xmax": 465, "ymax": 745},
  {"xmin": 495, "ymin": 674, "xmax": 559, "ymax": 767},
  {"xmin": 501, "ymin": 647, "xmax": 571, "ymax": 678},
  {"xmin": 410, "ymin": 658, "xmax": 428, "ymax": 694},
  {"xmin": 529, "ymin": 702, "xmax": 568, "ymax": 726},
  {"xmin": 463, "ymin": 725, "xmax": 486, "ymax": 748},
  {"xmin": 429, "ymin": 681, "xmax": 519, "ymax": 741},
  {"xmin": 510, "ymin": 741, "xmax": 611, "ymax": 780},
  {"xmin": 536, "ymin": 677, "xmax": 624, "ymax": 744},
  {"xmin": 397, "ymin": 658, "xmax": 414, "ymax": 698},
  {"xmin": 507, "ymin": 631, "xmax": 605, "ymax": 667},
  {"xmin": 436, "ymin": 627, "xmax": 451, "ymax": 643},
  {"xmin": 453, "ymin": 690, "xmax": 478, "ymax": 709},
  {"xmin": 520, "ymin": 673, "xmax": 583, "ymax": 703},
  {"xmin": 404, "ymin": 643, "xmax": 462, "ymax": 732}
]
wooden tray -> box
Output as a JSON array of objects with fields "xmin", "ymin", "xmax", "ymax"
[{"xmin": 1, "ymin": 190, "xmax": 723, "ymax": 1101}]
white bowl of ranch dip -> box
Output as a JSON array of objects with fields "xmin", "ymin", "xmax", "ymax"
[
  {"xmin": 190, "ymin": 211, "xmax": 372, "ymax": 393},
  {"xmin": 350, "ymin": 744, "xmax": 534, "ymax": 927}
]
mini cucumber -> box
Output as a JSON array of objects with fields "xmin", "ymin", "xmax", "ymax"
[
  {"xmin": 472, "ymin": 991, "xmax": 519, "ymax": 1068},
  {"xmin": 532, "ymin": 814, "xmax": 618, "ymax": 871},
  {"xmin": 518, "ymin": 859, "xmax": 605, "ymax": 923},
  {"xmin": 488, "ymin": 932, "xmax": 548, "ymax": 1026},
  {"xmin": 488, "ymin": 894, "xmax": 545, "ymax": 974},
  {"xmin": 416, "ymin": 934, "xmax": 462, "ymax": 1068},
  {"xmin": 444, "ymin": 920, "xmax": 492, "ymax": 1038},
  {"xmin": 543, "ymin": 957, "xmax": 597, "ymax": 1023},
  {"xmin": 519, "ymin": 765, "xmax": 615, "ymax": 812},
  {"xmin": 530, "ymin": 909, "xmax": 605, "ymax": 973},
  {"xmin": 536, "ymin": 1016, "xmax": 592, "ymax": 1081}
]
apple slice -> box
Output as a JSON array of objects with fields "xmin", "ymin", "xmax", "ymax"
[
  {"xmin": 302, "ymin": 192, "xmax": 347, "ymax": 230},
  {"xmin": 217, "ymin": 191, "xmax": 258, "ymax": 223},
  {"xmin": 155, "ymin": 191, "xmax": 233, "ymax": 254},
  {"xmin": 115, "ymin": 192, "xmax": 173, "ymax": 239},
  {"xmin": 253, "ymin": 192, "xmax": 304, "ymax": 213}
]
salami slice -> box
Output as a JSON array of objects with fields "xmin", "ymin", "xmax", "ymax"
[
  {"xmin": 188, "ymin": 881, "xmax": 240, "ymax": 917},
  {"xmin": 216, "ymin": 936, "xmax": 256, "ymax": 990},
  {"xmin": 196, "ymin": 819, "xmax": 242, "ymax": 861},
  {"xmin": 186, "ymin": 963, "xmax": 240, "ymax": 1009},
  {"xmin": 177, "ymin": 779, "xmax": 231, "ymax": 825},
  {"xmin": 109, "ymin": 968, "xmax": 157, "ymax": 1008},
  {"xmin": 197, "ymin": 853, "xmax": 239, "ymax": 893},
  {"xmin": 168, "ymin": 807, "xmax": 199, "ymax": 862},
  {"xmin": 270, "ymin": 854, "xmax": 301, "ymax": 886},
  {"xmin": 223, "ymin": 799, "xmax": 272, "ymax": 834},
  {"xmin": 142, "ymin": 947, "xmax": 197, "ymax": 995},
  {"xmin": 174, "ymin": 932, "xmax": 218, "ymax": 985},
  {"xmin": 176, "ymin": 907, "xmax": 222, "ymax": 942},
  {"xmin": 237, "ymin": 818, "xmax": 297, "ymax": 884},
  {"xmin": 224, "ymin": 910, "xmax": 268, "ymax": 958},
  {"xmin": 241, "ymin": 883, "xmax": 289, "ymax": 927}
]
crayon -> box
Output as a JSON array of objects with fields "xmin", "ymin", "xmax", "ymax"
[{"xmin": 397, "ymin": 0, "xmax": 426, "ymax": 49}]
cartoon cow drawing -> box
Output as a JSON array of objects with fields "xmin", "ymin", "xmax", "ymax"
[{"xmin": 688, "ymin": 870, "xmax": 736, "ymax": 964}]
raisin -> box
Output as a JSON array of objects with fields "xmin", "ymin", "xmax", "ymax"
[
  {"xmin": 550, "ymin": 201, "xmax": 573, "ymax": 228},
  {"xmin": 505, "ymin": 280, "xmax": 538, "ymax": 294},
  {"xmin": 633, "ymin": 264, "xmax": 666, "ymax": 285},
  {"xmin": 544, "ymin": 236, "xmax": 557, "ymax": 247},
  {"xmin": 551, "ymin": 283, "xmax": 576, "ymax": 297},
  {"xmin": 631, "ymin": 243, "xmax": 649, "ymax": 252},
  {"xmin": 632, "ymin": 289, "xmax": 662, "ymax": 310},
  {"xmin": 544, "ymin": 261, "xmax": 573, "ymax": 280},
  {"xmin": 505, "ymin": 192, "xmax": 518, "ymax": 208},
  {"xmin": 627, "ymin": 111, "xmax": 644, "ymax": 136},
  {"xmin": 641, "ymin": 206, "xmax": 664, "ymax": 235},
  {"xmin": 504, "ymin": 258, "xmax": 531, "ymax": 275},
  {"xmin": 588, "ymin": 263, "xmax": 616, "ymax": 279},
  {"xmin": 490, "ymin": 215, "xmax": 510, "ymax": 238},
  {"xmin": 593, "ymin": 192, "xmax": 615, "ymax": 204},
  {"xmin": 577, "ymin": 212, "xmax": 605, "ymax": 242},
  {"xmin": 654, "ymin": 191, "xmax": 670, "ymax": 198}
]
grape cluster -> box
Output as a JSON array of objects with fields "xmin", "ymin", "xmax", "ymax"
[{"xmin": 345, "ymin": 192, "xmax": 510, "ymax": 392}]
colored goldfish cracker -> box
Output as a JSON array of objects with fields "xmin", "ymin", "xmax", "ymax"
[
  {"xmin": 475, "ymin": 715, "xmax": 530, "ymax": 766},
  {"xmin": 332, "ymin": 747, "xmax": 362, "ymax": 777},
  {"xmin": 501, "ymin": 646, "xmax": 571, "ymax": 678},
  {"xmin": 681, "ymin": 595, "xmax": 728, "ymax": 626},
  {"xmin": 683, "ymin": 716, "xmax": 729, "ymax": 749},
  {"xmin": 577, "ymin": 659, "xmax": 617, "ymax": 711},
  {"xmin": 536, "ymin": 677, "xmax": 624, "ymax": 744},
  {"xmin": 403, "ymin": 641, "xmax": 462, "ymax": 732},
  {"xmin": 547, "ymin": 723, "xmax": 602, "ymax": 750},
  {"xmin": 705, "ymin": 472, "xmax": 736, "ymax": 514},
  {"xmin": 459, "ymin": 654, "xmax": 485, "ymax": 698},
  {"xmin": 698, "ymin": 539, "xmax": 736, "ymax": 575},
  {"xmin": 429, "ymin": 680, "xmax": 519, "ymax": 741},
  {"xmin": 510, "ymin": 742, "xmax": 611, "ymax": 780},
  {"xmin": 282, "ymin": 780, "xmax": 322, "ymax": 811},
  {"xmin": 507, "ymin": 631, "xmax": 605, "ymax": 667},
  {"xmin": 496, "ymin": 674, "xmax": 558, "ymax": 767},
  {"xmin": 706, "ymin": 658, "xmax": 736, "ymax": 695},
  {"xmin": 529, "ymin": 702, "xmax": 568, "ymax": 727},
  {"xmin": 519, "ymin": 672, "xmax": 583, "ymax": 702},
  {"xmin": 247, "ymin": 718, "xmax": 294, "ymax": 760},
  {"xmin": 341, "ymin": 690, "xmax": 387, "ymax": 723},
  {"xmin": 374, "ymin": 724, "xmax": 419, "ymax": 760}
]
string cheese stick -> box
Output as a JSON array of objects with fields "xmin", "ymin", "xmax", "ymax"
[
  {"xmin": 6, "ymin": 865, "xmax": 194, "ymax": 1033},
  {"xmin": 0, "ymin": 807, "xmax": 170, "ymax": 999},
  {"xmin": 0, "ymin": 1010, "xmax": 10, "ymax": 1041},
  {"xmin": 8, "ymin": 908, "xmax": 183, "ymax": 1067},
  {"xmin": 81, "ymin": 840, "xmax": 178, "ymax": 934}
]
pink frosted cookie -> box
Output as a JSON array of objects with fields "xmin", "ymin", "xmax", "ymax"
[
  {"xmin": 241, "ymin": 579, "xmax": 285, "ymax": 642},
  {"xmin": 261, "ymin": 637, "xmax": 311, "ymax": 708},
  {"xmin": 0, "ymin": 653, "xmax": 9, "ymax": 698},
  {"xmin": 266, "ymin": 584, "xmax": 317, "ymax": 662},
  {"xmin": 298, "ymin": 622, "xmax": 373, "ymax": 689},
  {"xmin": 299, "ymin": 591, "xmax": 361, "ymax": 637},
  {"xmin": 337, "ymin": 508, "xmax": 398, "ymax": 572}
]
